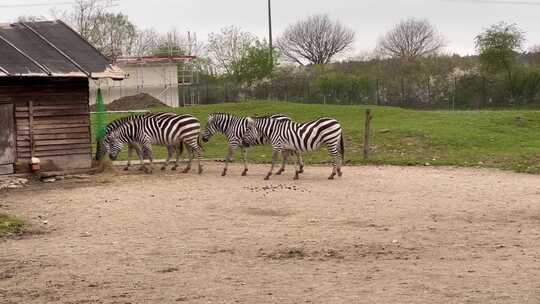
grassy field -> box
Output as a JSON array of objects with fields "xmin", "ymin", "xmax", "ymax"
[
  {"xmin": 0, "ymin": 214, "xmax": 24, "ymax": 237},
  {"xmin": 92, "ymin": 101, "xmax": 540, "ymax": 174}
]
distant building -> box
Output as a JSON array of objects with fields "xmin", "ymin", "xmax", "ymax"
[
  {"xmin": 89, "ymin": 56, "xmax": 199, "ymax": 108},
  {"xmin": 0, "ymin": 20, "xmax": 125, "ymax": 175}
]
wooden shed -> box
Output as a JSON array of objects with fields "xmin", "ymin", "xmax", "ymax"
[{"xmin": 0, "ymin": 20, "xmax": 125, "ymax": 175}]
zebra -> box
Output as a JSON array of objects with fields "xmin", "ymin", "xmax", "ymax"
[
  {"xmin": 201, "ymin": 113, "xmax": 304, "ymax": 176},
  {"xmin": 242, "ymin": 116, "xmax": 344, "ymax": 180},
  {"xmin": 95, "ymin": 113, "xmax": 183, "ymax": 171},
  {"xmin": 101, "ymin": 113, "xmax": 203, "ymax": 174}
]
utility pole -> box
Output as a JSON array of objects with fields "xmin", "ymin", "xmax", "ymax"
[{"xmin": 268, "ymin": 0, "xmax": 273, "ymax": 69}]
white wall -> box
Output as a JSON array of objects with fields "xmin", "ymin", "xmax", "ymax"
[{"xmin": 89, "ymin": 63, "xmax": 179, "ymax": 108}]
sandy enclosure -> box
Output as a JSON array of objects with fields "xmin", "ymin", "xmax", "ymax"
[{"xmin": 1, "ymin": 163, "xmax": 539, "ymax": 304}]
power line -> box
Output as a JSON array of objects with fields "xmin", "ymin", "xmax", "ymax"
[
  {"xmin": 442, "ymin": 0, "xmax": 540, "ymax": 5},
  {"xmin": 0, "ymin": 2, "xmax": 73, "ymax": 8},
  {"xmin": 0, "ymin": 0, "xmax": 119, "ymax": 8}
]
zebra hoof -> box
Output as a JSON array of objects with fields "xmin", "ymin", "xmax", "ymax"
[
  {"xmin": 293, "ymin": 173, "xmax": 300, "ymax": 180},
  {"xmin": 123, "ymin": 167, "xmax": 130, "ymax": 171},
  {"xmin": 161, "ymin": 167, "xmax": 166, "ymax": 171},
  {"xmin": 241, "ymin": 170, "xmax": 248, "ymax": 176},
  {"xmin": 171, "ymin": 166, "xmax": 178, "ymax": 171},
  {"xmin": 299, "ymin": 168, "xmax": 304, "ymax": 174},
  {"xmin": 338, "ymin": 171, "xmax": 343, "ymax": 177},
  {"xmin": 138, "ymin": 167, "xmax": 144, "ymax": 171},
  {"xmin": 328, "ymin": 175, "xmax": 335, "ymax": 180},
  {"xmin": 198, "ymin": 168, "xmax": 203, "ymax": 175},
  {"xmin": 276, "ymin": 170, "xmax": 284, "ymax": 175},
  {"xmin": 264, "ymin": 175, "xmax": 271, "ymax": 180},
  {"xmin": 182, "ymin": 168, "xmax": 190, "ymax": 174},
  {"xmin": 221, "ymin": 170, "xmax": 227, "ymax": 177}
]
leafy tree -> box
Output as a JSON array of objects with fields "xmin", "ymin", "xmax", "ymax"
[
  {"xmin": 206, "ymin": 26, "xmax": 257, "ymax": 75},
  {"xmin": 475, "ymin": 22, "xmax": 526, "ymax": 100},
  {"xmin": 93, "ymin": 13, "xmax": 137, "ymax": 59},
  {"xmin": 232, "ymin": 41, "xmax": 276, "ymax": 84}
]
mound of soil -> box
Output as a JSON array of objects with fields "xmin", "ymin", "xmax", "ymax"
[{"xmin": 91, "ymin": 93, "xmax": 169, "ymax": 111}]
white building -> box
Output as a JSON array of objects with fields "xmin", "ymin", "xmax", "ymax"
[{"xmin": 89, "ymin": 56, "xmax": 197, "ymax": 108}]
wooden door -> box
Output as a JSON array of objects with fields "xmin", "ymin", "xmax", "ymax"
[{"xmin": 0, "ymin": 103, "xmax": 16, "ymax": 174}]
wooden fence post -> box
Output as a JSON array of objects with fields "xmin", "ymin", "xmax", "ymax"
[{"xmin": 363, "ymin": 109, "xmax": 373, "ymax": 160}]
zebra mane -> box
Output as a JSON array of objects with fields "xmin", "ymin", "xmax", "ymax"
[{"xmin": 208, "ymin": 112, "xmax": 242, "ymax": 118}]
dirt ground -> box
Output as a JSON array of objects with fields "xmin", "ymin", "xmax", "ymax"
[
  {"xmin": 1, "ymin": 163, "xmax": 539, "ymax": 304},
  {"xmin": 90, "ymin": 93, "xmax": 169, "ymax": 111}
]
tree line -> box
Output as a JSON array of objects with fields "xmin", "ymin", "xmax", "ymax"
[{"xmin": 20, "ymin": 0, "xmax": 540, "ymax": 108}]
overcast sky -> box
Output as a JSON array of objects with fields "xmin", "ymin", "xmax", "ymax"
[{"xmin": 1, "ymin": 0, "xmax": 539, "ymax": 56}]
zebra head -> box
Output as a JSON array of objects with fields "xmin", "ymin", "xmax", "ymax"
[
  {"xmin": 202, "ymin": 114, "xmax": 220, "ymax": 142},
  {"xmin": 96, "ymin": 135, "xmax": 115, "ymax": 160},
  {"xmin": 242, "ymin": 117, "xmax": 260, "ymax": 147},
  {"xmin": 106, "ymin": 134, "xmax": 125, "ymax": 161}
]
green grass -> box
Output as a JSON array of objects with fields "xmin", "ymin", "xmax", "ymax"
[
  {"xmin": 0, "ymin": 214, "xmax": 25, "ymax": 237},
  {"xmin": 92, "ymin": 101, "xmax": 540, "ymax": 174}
]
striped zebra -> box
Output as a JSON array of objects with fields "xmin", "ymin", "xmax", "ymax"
[
  {"xmin": 96, "ymin": 113, "xmax": 183, "ymax": 171},
  {"xmin": 100, "ymin": 113, "xmax": 203, "ymax": 174},
  {"xmin": 202, "ymin": 113, "xmax": 304, "ymax": 176},
  {"xmin": 242, "ymin": 116, "xmax": 344, "ymax": 180}
]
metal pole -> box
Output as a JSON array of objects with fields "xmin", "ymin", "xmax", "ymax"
[{"xmin": 268, "ymin": 0, "xmax": 273, "ymax": 69}]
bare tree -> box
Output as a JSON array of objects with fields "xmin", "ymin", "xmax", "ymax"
[
  {"xmin": 93, "ymin": 13, "xmax": 136, "ymax": 59},
  {"xmin": 17, "ymin": 15, "xmax": 47, "ymax": 22},
  {"xmin": 63, "ymin": 0, "xmax": 116, "ymax": 45},
  {"xmin": 59, "ymin": 1, "xmax": 135, "ymax": 60},
  {"xmin": 131, "ymin": 28, "xmax": 160, "ymax": 57},
  {"xmin": 377, "ymin": 19, "xmax": 445, "ymax": 61},
  {"xmin": 206, "ymin": 26, "xmax": 256, "ymax": 74},
  {"xmin": 277, "ymin": 14, "xmax": 355, "ymax": 65}
]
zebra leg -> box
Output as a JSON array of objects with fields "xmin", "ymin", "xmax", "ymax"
[
  {"xmin": 182, "ymin": 146, "xmax": 193, "ymax": 173},
  {"xmin": 264, "ymin": 149, "xmax": 281, "ymax": 180},
  {"xmin": 195, "ymin": 144, "xmax": 203, "ymax": 175},
  {"xmin": 327, "ymin": 145, "xmax": 340, "ymax": 180},
  {"xmin": 172, "ymin": 143, "xmax": 183, "ymax": 171},
  {"xmin": 298, "ymin": 152, "xmax": 305, "ymax": 174},
  {"xmin": 337, "ymin": 152, "xmax": 343, "ymax": 178},
  {"xmin": 125, "ymin": 143, "xmax": 136, "ymax": 171},
  {"xmin": 131, "ymin": 143, "xmax": 145, "ymax": 171},
  {"xmin": 161, "ymin": 145, "xmax": 174, "ymax": 171},
  {"xmin": 294, "ymin": 152, "xmax": 303, "ymax": 180},
  {"xmin": 276, "ymin": 151, "xmax": 289, "ymax": 175},
  {"xmin": 142, "ymin": 144, "xmax": 154, "ymax": 174},
  {"xmin": 184, "ymin": 140, "xmax": 203, "ymax": 174},
  {"xmin": 222, "ymin": 145, "xmax": 236, "ymax": 176},
  {"xmin": 241, "ymin": 147, "xmax": 248, "ymax": 176},
  {"xmin": 125, "ymin": 143, "xmax": 133, "ymax": 171}
]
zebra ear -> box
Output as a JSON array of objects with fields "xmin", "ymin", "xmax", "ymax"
[{"xmin": 246, "ymin": 117, "xmax": 255, "ymax": 126}]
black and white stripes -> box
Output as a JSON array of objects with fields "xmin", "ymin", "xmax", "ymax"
[
  {"xmin": 97, "ymin": 111, "xmax": 345, "ymax": 180},
  {"xmin": 201, "ymin": 113, "xmax": 303, "ymax": 176},
  {"xmin": 242, "ymin": 116, "xmax": 344, "ymax": 180},
  {"xmin": 96, "ymin": 113, "xmax": 183, "ymax": 171},
  {"xmin": 100, "ymin": 113, "xmax": 203, "ymax": 173}
]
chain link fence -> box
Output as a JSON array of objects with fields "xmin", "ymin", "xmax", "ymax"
[{"xmin": 180, "ymin": 73, "xmax": 540, "ymax": 109}]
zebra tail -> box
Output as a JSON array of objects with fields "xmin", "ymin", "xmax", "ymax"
[
  {"xmin": 340, "ymin": 133, "xmax": 345, "ymax": 161},
  {"xmin": 198, "ymin": 136, "xmax": 205, "ymax": 152}
]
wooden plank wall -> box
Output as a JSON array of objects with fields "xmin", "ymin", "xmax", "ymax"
[{"xmin": 0, "ymin": 78, "xmax": 91, "ymax": 168}]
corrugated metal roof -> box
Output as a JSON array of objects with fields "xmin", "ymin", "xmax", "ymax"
[{"xmin": 0, "ymin": 20, "xmax": 125, "ymax": 80}]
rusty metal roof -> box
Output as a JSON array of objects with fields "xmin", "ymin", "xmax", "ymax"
[{"xmin": 0, "ymin": 20, "xmax": 125, "ymax": 80}]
